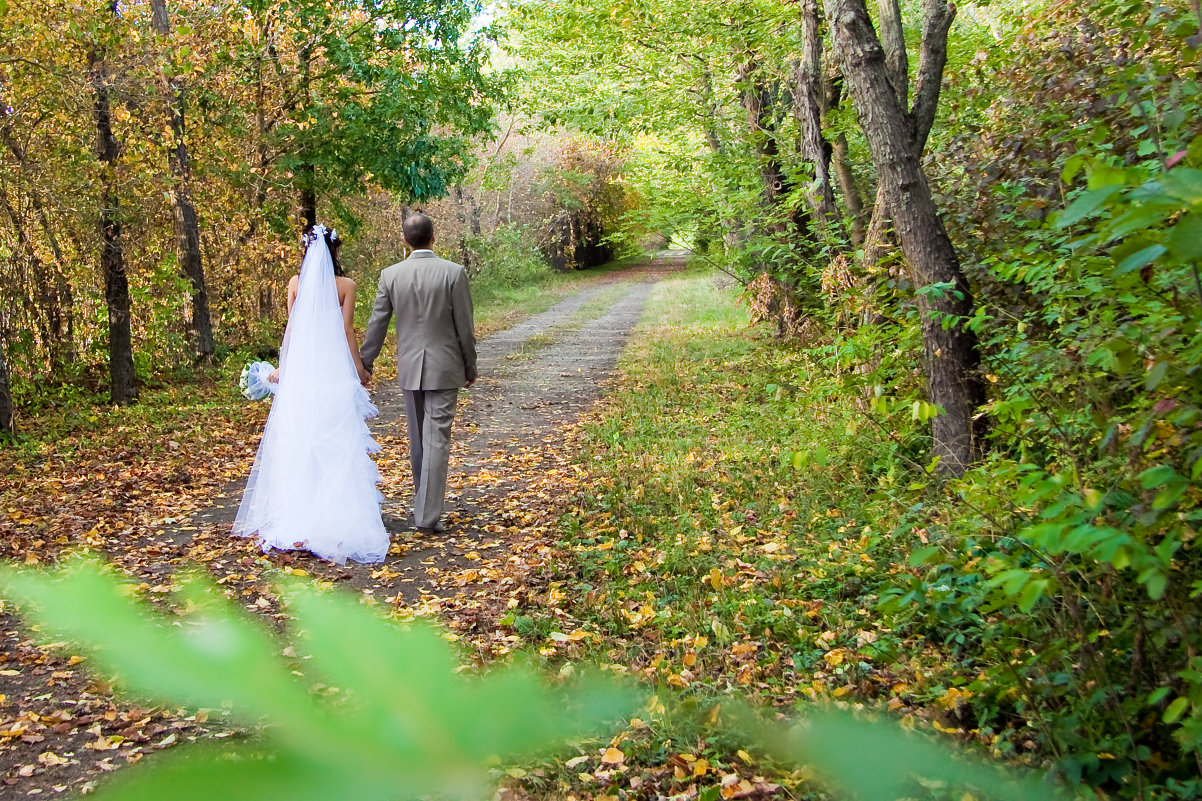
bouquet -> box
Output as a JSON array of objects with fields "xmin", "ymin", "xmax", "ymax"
[{"xmin": 239, "ymin": 361, "xmax": 278, "ymax": 401}]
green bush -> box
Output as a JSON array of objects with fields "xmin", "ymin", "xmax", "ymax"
[
  {"xmin": 466, "ymin": 225, "xmax": 557, "ymax": 305},
  {"xmin": 876, "ymin": 139, "xmax": 1202, "ymax": 796}
]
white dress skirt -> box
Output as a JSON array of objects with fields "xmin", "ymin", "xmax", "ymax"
[{"xmin": 233, "ymin": 229, "xmax": 389, "ymax": 564}]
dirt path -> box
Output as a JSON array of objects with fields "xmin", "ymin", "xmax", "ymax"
[{"xmin": 0, "ymin": 258, "xmax": 682, "ymax": 797}]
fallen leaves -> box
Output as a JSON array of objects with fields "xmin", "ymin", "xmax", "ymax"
[{"xmin": 600, "ymin": 747, "xmax": 624, "ymax": 765}]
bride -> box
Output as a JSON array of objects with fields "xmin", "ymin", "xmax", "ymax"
[{"xmin": 233, "ymin": 223, "xmax": 389, "ymax": 564}]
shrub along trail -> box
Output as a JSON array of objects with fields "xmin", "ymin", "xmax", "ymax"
[{"xmin": 0, "ymin": 259, "xmax": 681, "ymax": 795}]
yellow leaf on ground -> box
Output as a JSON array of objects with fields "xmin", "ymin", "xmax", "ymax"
[{"xmin": 601, "ymin": 747, "xmax": 625, "ymax": 765}]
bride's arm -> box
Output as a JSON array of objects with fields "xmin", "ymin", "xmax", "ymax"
[
  {"xmin": 286, "ymin": 275, "xmax": 300, "ymax": 315},
  {"xmin": 339, "ymin": 279, "xmax": 371, "ymax": 384},
  {"xmin": 269, "ymin": 275, "xmax": 301, "ymax": 383}
]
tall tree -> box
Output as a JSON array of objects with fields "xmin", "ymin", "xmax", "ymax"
[
  {"xmin": 148, "ymin": 0, "xmax": 214, "ymax": 361},
  {"xmin": 243, "ymin": 0, "xmax": 500, "ymax": 225},
  {"xmin": 737, "ymin": 58, "xmax": 797, "ymax": 238},
  {"xmin": 793, "ymin": 0, "xmax": 844, "ymax": 238},
  {"xmin": 826, "ymin": 0, "xmax": 984, "ymax": 475},
  {"xmin": 858, "ymin": 0, "xmax": 906, "ymax": 271},
  {"xmin": 0, "ymin": 341, "xmax": 12, "ymax": 436},
  {"xmin": 88, "ymin": 0, "xmax": 137, "ymax": 404}
]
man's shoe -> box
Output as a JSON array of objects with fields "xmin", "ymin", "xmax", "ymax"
[{"xmin": 415, "ymin": 521, "xmax": 446, "ymax": 535}]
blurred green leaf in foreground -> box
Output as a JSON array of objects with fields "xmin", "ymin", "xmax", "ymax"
[
  {"xmin": 0, "ymin": 558, "xmax": 1072, "ymax": 800},
  {"xmin": 0, "ymin": 557, "xmax": 637, "ymax": 801}
]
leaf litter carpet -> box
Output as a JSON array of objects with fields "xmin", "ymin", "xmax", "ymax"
[{"xmin": 0, "ymin": 261, "xmax": 680, "ymax": 796}]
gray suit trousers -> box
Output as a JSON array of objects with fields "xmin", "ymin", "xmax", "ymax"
[{"xmin": 403, "ymin": 388, "xmax": 459, "ymax": 529}]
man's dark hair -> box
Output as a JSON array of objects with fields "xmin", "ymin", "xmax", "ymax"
[{"xmin": 403, "ymin": 213, "xmax": 435, "ymax": 249}]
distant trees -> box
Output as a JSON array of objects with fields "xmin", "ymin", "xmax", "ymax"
[
  {"xmin": 424, "ymin": 124, "xmax": 632, "ymax": 274},
  {"xmin": 0, "ymin": 0, "xmax": 500, "ymax": 405},
  {"xmin": 510, "ymin": 0, "xmax": 984, "ymax": 474}
]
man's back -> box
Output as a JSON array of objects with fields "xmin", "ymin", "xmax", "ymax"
[{"xmin": 365, "ymin": 251, "xmax": 476, "ymax": 391}]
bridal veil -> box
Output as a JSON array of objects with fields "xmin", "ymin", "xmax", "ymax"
[{"xmin": 233, "ymin": 225, "xmax": 389, "ymax": 564}]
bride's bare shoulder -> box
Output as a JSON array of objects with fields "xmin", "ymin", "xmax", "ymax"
[{"xmin": 335, "ymin": 274, "xmax": 357, "ymax": 301}]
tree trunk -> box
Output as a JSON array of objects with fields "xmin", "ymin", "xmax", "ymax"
[
  {"xmin": 827, "ymin": 0, "xmax": 985, "ymax": 476},
  {"xmin": 300, "ymin": 182, "xmax": 317, "ymax": 229},
  {"xmin": 823, "ymin": 77, "xmax": 868, "ymax": 245},
  {"xmin": 877, "ymin": 0, "xmax": 908, "ymax": 102},
  {"xmin": 699, "ymin": 69, "xmax": 725, "ymax": 156},
  {"xmin": 831, "ymin": 132, "xmax": 867, "ymax": 245},
  {"xmin": 860, "ymin": 0, "xmax": 908, "ymax": 272},
  {"xmin": 453, "ymin": 184, "xmax": 477, "ymax": 272},
  {"xmin": 911, "ymin": 0, "xmax": 956, "ymax": 154},
  {"xmin": 0, "ymin": 342, "xmax": 12, "ymax": 436},
  {"xmin": 89, "ymin": 3, "xmax": 137, "ymax": 404},
  {"xmin": 149, "ymin": 0, "xmax": 214, "ymax": 361},
  {"xmin": 738, "ymin": 59, "xmax": 812, "ymax": 250},
  {"xmin": 738, "ymin": 60, "xmax": 789, "ymax": 233},
  {"xmin": 862, "ymin": 185, "xmax": 893, "ymax": 272},
  {"xmin": 297, "ymin": 42, "xmax": 317, "ymax": 230},
  {"xmin": 794, "ymin": 0, "xmax": 845, "ymax": 239}
]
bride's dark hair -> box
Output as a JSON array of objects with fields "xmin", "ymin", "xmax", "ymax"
[{"xmin": 302, "ymin": 224, "xmax": 346, "ymax": 277}]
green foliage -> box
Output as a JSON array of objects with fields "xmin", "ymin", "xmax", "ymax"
[
  {"xmin": 0, "ymin": 557, "xmax": 637, "ymax": 800},
  {"xmin": 873, "ymin": 139, "xmax": 1202, "ymax": 795},
  {"xmin": 763, "ymin": 708, "xmax": 1066, "ymax": 801},
  {"xmin": 503, "ymin": 0, "xmax": 1202, "ymax": 796},
  {"xmin": 467, "ymin": 224, "xmax": 556, "ymax": 297},
  {"xmin": 263, "ymin": 0, "xmax": 503, "ymax": 204}
]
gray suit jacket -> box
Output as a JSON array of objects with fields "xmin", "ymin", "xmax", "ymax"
[{"xmin": 359, "ymin": 251, "xmax": 477, "ymax": 391}]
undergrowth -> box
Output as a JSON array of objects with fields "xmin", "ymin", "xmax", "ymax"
[{"xmin": 510, "ymin": 244, "xmax": 1202, "ymax": 799}]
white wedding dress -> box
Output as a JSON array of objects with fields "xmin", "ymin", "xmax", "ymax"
[{"xmin": 233, "ymin": 226, "xmax": 389, "ymax": 564}]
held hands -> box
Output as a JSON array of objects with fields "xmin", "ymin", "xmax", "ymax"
[{"xmin": 358, "ymin": 365, "xmax": 372, "ymax": 387}]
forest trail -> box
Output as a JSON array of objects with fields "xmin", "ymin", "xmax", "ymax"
[
  {"xmin": 0, "ymin": 257, "xmax": 684, "ymax": 796},
  {"xmin": 192, "ymin": 256, "xmax": 682, "ymax": 601},
  {"xmin": 301, "ymin": 258, "xmax": 679, "ymax": 602}
]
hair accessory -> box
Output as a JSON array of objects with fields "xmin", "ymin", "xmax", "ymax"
[{"xmin": 300, "ymin": 223, "xmax": 330, "ymax": 250}]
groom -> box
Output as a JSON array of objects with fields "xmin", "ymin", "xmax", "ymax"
[{"xmin": 360, "ymin": 213, "xmax": 477, "ymax": 535}]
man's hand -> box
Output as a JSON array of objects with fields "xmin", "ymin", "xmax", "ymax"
[
  {"xmin": 465, "ymin": 378, "xmax": 475, "ymax": 389},
  {"xmin": 358, "ymin": 365, "xmax": 372, "ymax": 387}
]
